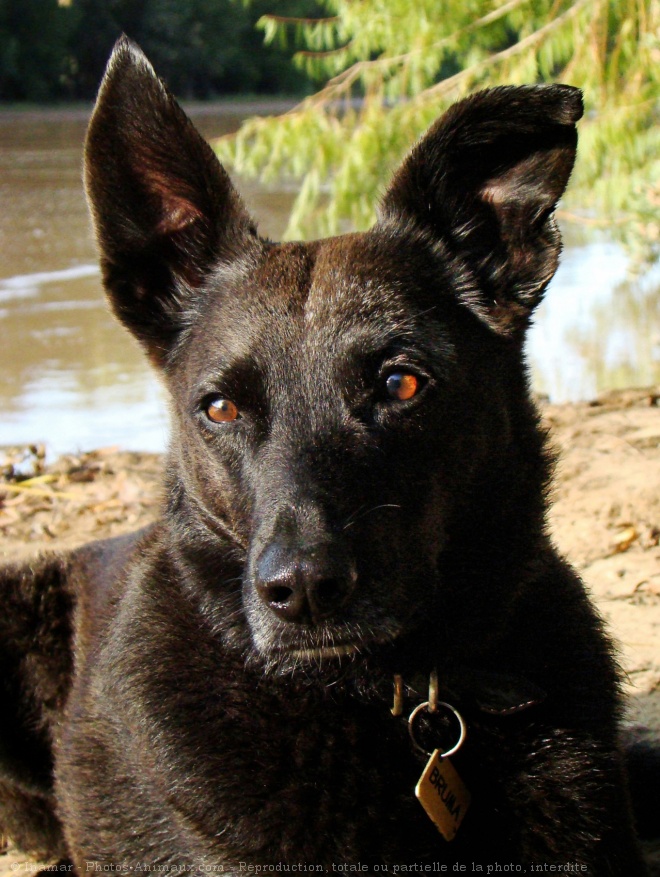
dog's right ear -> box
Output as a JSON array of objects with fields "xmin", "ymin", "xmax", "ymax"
[{"xmin": 85, "ymin": 37, "xmax": 258, "ymax": 366}]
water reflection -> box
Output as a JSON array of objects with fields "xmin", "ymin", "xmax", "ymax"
[
  {"xmin": 0, "ymin": 267, "xmax": 166, "ymax": 453},
  {"xmin": 0, "ymin": 107, "xmax": 658, "ymax": 456},
  {"xmin": 530, "ymin": 241, "xmax": 660, "ymax": 401}
]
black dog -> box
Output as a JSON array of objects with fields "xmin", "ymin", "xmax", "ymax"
[{"xmin": 0, "ymin": 37, "xmax": 650, "ymax": 873}]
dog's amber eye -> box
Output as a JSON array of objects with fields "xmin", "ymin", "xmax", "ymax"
[
  {"xmin": 206, "ymin": 398, "xmax": 240, "ymax": 423},
  {"xmin": 385, "ymin": 372, "xmax": 419, "ymax": 401}
]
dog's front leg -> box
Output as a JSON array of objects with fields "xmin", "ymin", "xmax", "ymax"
[
  {"xmin": 0, "ymin": 555, "xmax": 74, "ymax": 862},
  {"xmin": 510, "ymin": 729, "xmax": 648, "ymax": 874}
]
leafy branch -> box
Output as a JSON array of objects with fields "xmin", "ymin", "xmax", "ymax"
[{"xmin": 217, "ymin": 0, "xmax": 660, "ymax": 263}]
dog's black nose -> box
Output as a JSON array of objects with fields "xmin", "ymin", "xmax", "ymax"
[{"xmin": 254, "ymin": 542, "xmax": 358, "ymax": 624}]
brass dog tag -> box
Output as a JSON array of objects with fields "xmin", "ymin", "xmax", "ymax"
[{"xmin": 415, "ymin": 750, "xmax": 471, "ymax": 841}]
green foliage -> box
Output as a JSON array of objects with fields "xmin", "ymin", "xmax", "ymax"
[
  {"xmin": 0, "ymin": 0, "xmax": 317, "ymax": 101},
  {"xmin": 218, "ymin": 0, "xmax": 660, "ymax": 261},
  {"xmin": 133, "ymin": 0, "xmax": 318, "ymax": 97},
  {"xmin": 0, "ymin": 0, "xmax": 81, "ymax": 100}
]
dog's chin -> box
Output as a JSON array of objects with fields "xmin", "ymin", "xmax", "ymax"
[
  {"xmin": 251, "ymin": 627, "xmax": 401, "ymax": 678},
  {"xmin": 289, "ymin": 643, "xmax": 362, "ymax": 661}
]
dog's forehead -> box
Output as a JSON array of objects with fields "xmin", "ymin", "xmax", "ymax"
[
  {"xmin": 193, "ymin": 231, "xmax": 444, "ymax": 377},
  {"xmin": 306, "ymin": 234, "xmax": 413, "ymax": 326},
  {"xmin": 253, "ymin": 233, "xmax": 417, "ymax": 331}
]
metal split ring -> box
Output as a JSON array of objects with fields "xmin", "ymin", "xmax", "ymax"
[{"xmin": 408, "ymin": 699, "xmax": 467, "ymax": 758}]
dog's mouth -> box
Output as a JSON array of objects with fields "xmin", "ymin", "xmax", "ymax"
[
  {"xmin": 259, "ymin": 625, "xmax": 402, "ymax": 675},
  {"xmin": 287, "ymin": 642, "xmax": 362, "ymax": 661}
]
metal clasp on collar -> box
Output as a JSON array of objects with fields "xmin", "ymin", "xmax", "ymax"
[
  {"xmin": 408, "ymin": 699, "xmax": 467, "ymax": 758},
  {"xmin": 393, "ymin": 670, "xmax": 467, "ymax": 758}
]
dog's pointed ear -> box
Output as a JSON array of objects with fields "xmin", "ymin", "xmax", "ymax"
[
  {"xmin": 84, "ymin": 36, "xmax": 259, "ymax": 365},
  {"xmin": 379, "ymin": 85, "xmax": 583, "ymax": 333}
]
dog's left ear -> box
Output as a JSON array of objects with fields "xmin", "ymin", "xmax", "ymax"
[
  {"xmin": 85, "ymin": 36, "xmax": 258, "ymax": 365},
  {"xmin": 379, "ymin": 85, "xmax": 583, "ymax": 333}
]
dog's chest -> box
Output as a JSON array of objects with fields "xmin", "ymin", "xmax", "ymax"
[
  {"xmin": 135, "ymin": 676, "xmax": 513, "ymax": 864},
  {"xmin": 80, "ymin": 662, "xmax": 468, "ymax": 862},
  {"xmin": 180, "ymin": 690, "xmax": 441, "ymax": 859}
]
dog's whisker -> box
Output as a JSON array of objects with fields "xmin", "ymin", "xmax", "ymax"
[
  {"xmin": 341, "ymin": 503, "xmax": 369, "ymax": 529},
  {"xmin": 343, "ymin": 503, "xmax": 402, "ymax": 531}
]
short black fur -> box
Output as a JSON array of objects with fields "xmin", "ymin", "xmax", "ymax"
[{"xmin": 0, "ymin": 37, "xmax": 652, "ymax": 873}]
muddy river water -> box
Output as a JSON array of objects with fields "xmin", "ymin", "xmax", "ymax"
[{"xmin": 1, "ymin": 106, "xmax": 659, "ymax": 457}]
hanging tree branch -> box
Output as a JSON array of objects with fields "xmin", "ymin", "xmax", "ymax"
[{"xmin": 217, "ymin": 0, "xmax": 660, "ymax": 263}]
